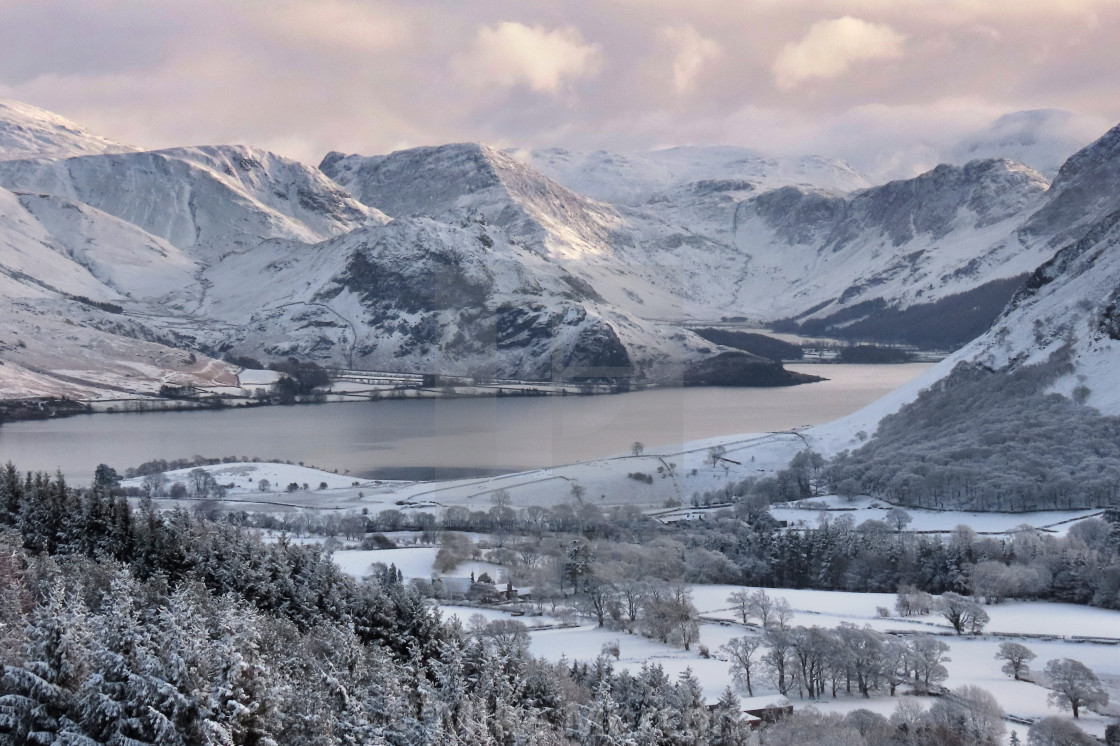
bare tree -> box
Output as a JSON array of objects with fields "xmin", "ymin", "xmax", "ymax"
[
  {"xmin": 996, "ymin": 642, "xmax": 1036, "ymax": 681},
  {"xmin": 908, "ymin": 636, "xmax": 950, "ymax": 694},
  {"xmin": 141, "ymin": 472, "xmax": 166, "ymax": 497},
  {"xmin": 969, "ymin": 561, "xmax": 1020, "ymax": 604},
  {"xmin": 642, "ymin": 584, "xmax": 700, "ymax": 650},
  {"xmin": 728, "ymin": 589, "xmax": 752, "ymax": 625},
  {"xmin": 882, "ymin": 639, "xmax": 911, "ymax": 696},
  {"xmin": 721, "ymin": 636, "xmax": 763, "ymax": 696},
  {"xmin": 631, "ymin": 441, "xmax": 645, "ymax": 456},
  {"xmin": 189, "ymin": 467, "xmax": 211, "ymax": 497},
  {"xmin": 895, "ymin": 584, "xmax": 933, "ymax": 616},
  {"xmin": 490, "ymin": 488, "xmax": 511, "ymax": 509},
  {"xmin": 747, "ymin": 589, "xmax": 775, "ymax": 628},
  {"xmin": 925, "ymin": 685, "xmax": 1004, "ymax": 745},
  {"xmin": 1045, "ymin": 658, "xmax": 1109, "ymax": 719},
  {"xmin": 761, "ymin": 629, "xmax": 795, "ymax": 696},
  {"xmin": 477, "ymin": 619, "xmax": 532, "ymax": 659},
  {"xmin": 578, "ymin": 575, "xmax": 618, "ymax": 628},
  {"xmin": 707, "ymin": 445, "xmax": 727, "ymax": 467},
  {"xmin": 616, "ymin": 579, "xmax": 649, "ymax": 630},
  {"xmin": 772, "ymin": 598, "xmax": 794, "ymax": 631}
]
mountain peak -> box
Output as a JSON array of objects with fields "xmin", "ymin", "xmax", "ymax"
[
  {"xmin": 319, "ymin": 141, "xmax": 622, "ymax": 257},
  {"xmin": 949, "ymin": 108, "xmax": 1105, "ymax": 179},
  {"xmin": 1050, "ymin": 120, "xmax": 1120, "ymax": 192},
  {"xmin": 0, "ymin": 98, "xmax": 136, "ymax": 161},
  {"xmin": 1018, "ymin": 119, "xmax": 1120, "ymax": 247},
  {"xmin": 319, "ymin": 141, "xmax": 551, "ymax": 218},
  {"xmin": 0, "ymin": 143, "xmax": 386, "ymax": 261}
]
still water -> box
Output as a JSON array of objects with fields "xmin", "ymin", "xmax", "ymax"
[{"xmin": 0, "ymin": 364, "xmax": 932, "ymax": 484}]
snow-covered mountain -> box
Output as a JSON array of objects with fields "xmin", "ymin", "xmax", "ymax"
[
  {"xmin": 0, "ymin": 180, "xmax": 241, "ymax": 399},
  {"xmin": 3, "ymin": 98, "xmax": 1119, "ymax": 402},
  {"xmin": 320, "ymin": 143, "xmax": 731, "ymax": 322},
  {"xmin": 948, "ymin": 109, "xmax": 1102, "ymax": 180},
  {"xmin": 195, "ymin": 215, "xmax": 738, "ymax": 381},
  {"xmin": 0, "ymin": 99, "xmax": 137, "ymax": 161},
  {"xmin": 510, "ymin": 145, "xmax": 871, "ymax": 205},
  {"xmin": 729, "ymin": 159, "xmax": 1054, "ymax": 343},
  {"xmin": 964, "ymin": 125, "xmax": 1120, "ymax": 413},
  {"xmin": 816, "ymin": 121, "xmax": 1120, "ymax": 452},
  {"xmin": 0, "ymin": 145, "xmax": 385, "ymax": 264},
  {"xmin": 321, "ymin": 141, "xmax": 1059, "ymax": 344},
  {"xmin": 0, "ymin": 127, "xmax": 793, "ymax": 395}
]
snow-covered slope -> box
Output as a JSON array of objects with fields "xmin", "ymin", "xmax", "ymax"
[
  {"xmin": 195, "ymin": 214, "xmax": 779, "ymax": 382},
  {"xmin": 320, "ymin": 143, "xmax": 733, "ymax": 320},
  {"xmin": 730, "ymin": 159, "xmax": 1052, "ymax": 323},
  {"xmin": 0, "ymin": 183, "xmax": 239, "ymax": 399},
  {"xmin": 972, "ymin": 211, "xmax": 1120, "ymax": 412},
  {"xmin": 12, "ymin": 191, "xmax": 200, "ymax": 300},
  {"xmin": 0, "ymin": 145, "xmax": 386, "ymax": 263},
  {"xmin": 0, "ymin": 99, "xmax": 136, "ymax": 161},
  {"xmin": 512, "ymin": 145, "xmax": 871, "ymax": 205},
  {"xmin": 1019, "ymin": 122, "xmax": 1120, "ymax": 251},
  {"xmin": 322, "ymin": 142, "xmax": 625, "ymax": 257},
  {"xmin": 322, "ymin": 142, "xmax": 1065, "ymax": 335},
  {"xmin": 812, "ymin": 122, "xmax": 1120, "ymax": 451}
]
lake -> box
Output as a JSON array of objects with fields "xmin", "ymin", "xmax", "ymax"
[{"xmin": 0, "ymin": 363, "xmax": 932, "ymax": 484}]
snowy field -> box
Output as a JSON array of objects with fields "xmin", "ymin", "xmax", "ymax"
[
  {"xmin": 121, "ymin": 462, "xmax": 404, "ymax": 513},
  {"xmin": 769, "ymin": 495, "xmax": 1101, "ymax": 536},
  {"xmin": 392, "ymin": 576, "xmax": 1120, "ymax": 743},
  {"xmin": 125, "ymin": 449, "xmax": 1104, "ymax": 548},
  {"xmin": 332, "ymin": 546, "xmax": 504, "ymax": 586},
  {"xmin": 119, "ymin": 433, "xmax": 807, "ymax": 513},
  {"xmin": 322, "ymin": 536, "xmax": 1120, "ymax": 742},
  {"xmin": 126, "ymin": 458, "xmax": 1120, "ymax": 741}
]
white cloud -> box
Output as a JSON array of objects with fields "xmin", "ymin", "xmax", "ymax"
[
  {"xmin": 773, "ymin": 16, "xmax": 906, "ymax": 90},
  {"xmin": 660, "ymin": 25, "xmax": 723, "ymax": 94},
  {"xmin": 455, "ymin": 22, "xmax": 602, "ymax": 95}
]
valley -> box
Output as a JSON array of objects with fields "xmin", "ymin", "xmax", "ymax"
[{"xmin": 4, "ymin": 94, "xmax": 1120, "ymax": 746}]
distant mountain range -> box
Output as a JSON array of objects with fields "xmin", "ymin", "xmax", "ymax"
[{"xmin": 0, "ymin": 98, "xmax": 1118, "ymax": 403}]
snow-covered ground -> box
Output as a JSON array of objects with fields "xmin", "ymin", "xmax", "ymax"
[
  {"xmin": 332, "ymin": 546, "xmax": 503, "ymax": 586},
  {"xmin": 119, "ymin": 432, "xmax": 807, "ymax": 513},
  {"xmin": 418, "ymin": 581, "xmax": 1120, "ymax": 743},
  {"xmin": 769, "ymin": 495, "xmax": 1100, "ymax": 536},
  {"xmin": 125, "ymin": 458, "xmax": 1107, "ymax": 547},
  {"xmin": 122, "ymin": 461, "xmax": 402, "ymax": 513}
]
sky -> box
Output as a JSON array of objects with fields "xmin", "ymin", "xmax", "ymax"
[{"xmin": 1, "ymin": 0, "xmax": 1119, "ymax": 179}]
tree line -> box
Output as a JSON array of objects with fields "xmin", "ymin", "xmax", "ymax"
[{"xmin": 822, "ymin": 356, "xmax": 1120, "ymax": 511}]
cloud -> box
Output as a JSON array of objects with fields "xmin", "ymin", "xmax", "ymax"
[
  {"xmin": 660, "ymin": 25, "xmax": 723, "ymax": 94},
  {"xmin": 773, "ymin": 16, "xmax": 906, "ymax": 89},
  {"xmin": 455, "ymin": 22, "xmax": 602, "ymax": 94},
  {"xmin": 264, "ymin": 1, "xmax": 410, "ymax": 53},
  {"xmin": 2, "ymin": 1, "xmax": 1117, "ymax": 173}
]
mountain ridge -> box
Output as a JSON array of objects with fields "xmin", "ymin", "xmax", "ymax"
[{"xmin": 2, "ymin": 99, "xmax": 1119, "ymax": 402}]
